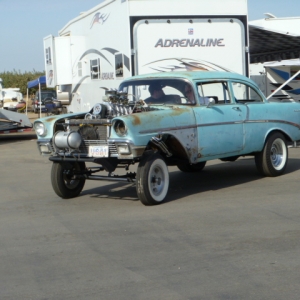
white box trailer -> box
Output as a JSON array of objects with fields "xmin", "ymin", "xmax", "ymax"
[{"xmin": 44, "ymin": 0, "xmax": 249, "ymax": 113}]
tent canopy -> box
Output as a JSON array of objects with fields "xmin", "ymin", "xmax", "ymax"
[{"xmin": 27, "ymin": 76, "xmax": 46, "ymax": 89}]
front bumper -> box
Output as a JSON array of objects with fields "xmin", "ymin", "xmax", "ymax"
[
  {"xmin": 36, "ymin": 138, "xmax": 53, "ymax": 155},
  {"xmin": 36, "ymin": 138, "xmax": 146, "ymax": 160}
]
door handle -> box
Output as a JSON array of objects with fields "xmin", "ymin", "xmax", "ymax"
[{"xmin": 232, "ymin": 107, "xmax": 241, "ymax": 111}]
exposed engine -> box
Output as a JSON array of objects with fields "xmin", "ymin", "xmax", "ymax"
[{"xmin": 52, "ymin": 90, "xmax": 155, "ymax": 155}]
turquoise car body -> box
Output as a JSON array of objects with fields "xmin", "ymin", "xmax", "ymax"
[
  {"xmin": 108, "ymin": 72, "xmax": 300, "ymax": 163},
  {"xmin": 34, "ymin": 71, "xmax": 300, "ymax": 163},
  {"xmin": 33, "ymin": 71, "xmax": 300, "ymax": 205}
]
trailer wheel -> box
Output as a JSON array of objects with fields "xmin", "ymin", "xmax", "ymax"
[
  {"xmin": 51, "ymin": 161, "xmax": 86, "ymax": 198},
  {"xmin": 136, "ymin": 153, "xmax": 169, "ymax": 206},
  {"xmin": 255, "ymin": 132, "xmax": 288, "ymax": 177},
  {"xmin": 177, "ymin": 161, "xmax": 206, "ymax": 172}
]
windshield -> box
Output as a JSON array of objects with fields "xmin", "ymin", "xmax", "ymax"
[
  {"xmin": 35, "ymin": 91, "xmax": 56, "ymax": 101},
  {"xmin": 118, "ymin": 78, "xmax": 196, "ymax": 105}
]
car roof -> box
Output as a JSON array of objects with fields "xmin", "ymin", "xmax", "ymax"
[{"xmin": 122, "ymin": 71, "xmax": 249, "ymax": 83}]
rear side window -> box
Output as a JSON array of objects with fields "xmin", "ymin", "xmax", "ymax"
[
  {"xmin": 231, "ymin": 82, "xmax": 263, "ymax": 103},
  {"xmin": 197, "ymin": 81, "xmax": 230, "ymax": 105}
]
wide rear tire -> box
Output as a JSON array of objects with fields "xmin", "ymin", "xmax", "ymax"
[
  {"xmin": 136, "ymin": 153, "xmax": 169, "ymax": 206},
  {"xmin": 51, "ymin": 161, "xmax": 86, "ymax": 198},
  {"xmin": 255, "ymin": 132, "xmax": 288, "ymax": 177}
]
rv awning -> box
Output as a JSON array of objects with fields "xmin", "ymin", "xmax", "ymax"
[
  {"xmin": 27, "ymin": 76, "xmax": 46, "ymax": 89},
  {"xmin": 263, "ymin": 59, "xmax": 300, "ymax": 67},
  {"xmin": 249, "ymin": 25, "xmax": 300, "ymax": 64}
]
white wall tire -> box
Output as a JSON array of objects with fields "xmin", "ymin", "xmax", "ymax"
[
  {"xmin": 136, "ymin": 153, "xmax": 169, "ymax": 206},
  {"xmin": 255, "ymin": 132, "xmax": 288, "ymax": 177}
]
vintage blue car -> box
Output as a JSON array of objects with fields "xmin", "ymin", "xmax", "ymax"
[{"xmin": 34, "ymin": 71, "xmax": 300, "ymax": 205}]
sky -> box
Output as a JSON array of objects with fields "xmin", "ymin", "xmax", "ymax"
[{"xmin": 0, "ymin": 0, "xmax": 299, "ymax": 73}]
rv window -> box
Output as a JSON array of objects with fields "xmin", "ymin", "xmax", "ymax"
[
  {"xmin": 115, "ymin": 53, "xmax": 123, "ymax": 78},
  {"xmin": 78, "ymin": 62, "xmax": 82, "ymax": 77},
  {"xmin": 90, "ymin": 59, "xmax": 100, "ymax": 79},
  {"xmin": 231, "ymin": 82, "xmax": 263, "ymax": 103},
  {"xmin": 45, "ymin": 47, "xmax": 52, "ymax": 65},
  {"xmin": 291, "ymin": 69, "xmax": 300, "ymax": 80}
]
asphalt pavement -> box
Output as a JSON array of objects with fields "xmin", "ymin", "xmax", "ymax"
[{"xmin": 0, "ymin": 135, "xmax": 300, "ymax": 300}]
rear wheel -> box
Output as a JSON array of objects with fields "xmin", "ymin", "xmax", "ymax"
[
  {"xmin": 136, "ymin": 153, "xmax": 169, "ymax": 206},
  {"xmin": 255, "ymin": 132, "xmax": 288, "ymax": 176},
  {"xmin": 177, "ymin": 161, "xmax": 206, "ymax": 172},
  {"xmin": 51, "ymin": 161, "xmax": 86, "ymax": 198}
]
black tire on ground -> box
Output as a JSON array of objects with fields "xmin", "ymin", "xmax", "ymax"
[
  {"xmin": 136, "ymin": 153, "xmax": 169, "ymax": 206},
  {"xmin": 255, "ymin": 132, "xmax": 288, "ymax": 177},
  {"xmin": 51, "ymin": 161, "xmax": 86, "ymax": 198},
  {"xmin": 177, "ymin": 161, "xmax": 206, "ymax": 172}
]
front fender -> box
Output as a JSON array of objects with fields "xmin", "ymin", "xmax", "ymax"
[
  {"xmin": 110, "ymin": 106, "xmax": 198, "ymax": 162},
  {"xmin": 33, "ymin": 112, "xmax": 87, "ymax": 139}
]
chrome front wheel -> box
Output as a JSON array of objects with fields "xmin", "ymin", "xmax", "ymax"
[{"xmin": 136, "ymin": 153, "xmax": 169, "ymax": 206}]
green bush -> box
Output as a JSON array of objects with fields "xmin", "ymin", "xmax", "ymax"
[{"xmin": 0, "ymin": 70, "xmax": 46, "ymax": 96}]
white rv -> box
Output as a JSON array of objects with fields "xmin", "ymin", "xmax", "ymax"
[
  {"xmin": 249, "ymin": 14, "xmax": 300, "ymax": 101},
  {"xmin": 0, "ymin": 79, "xmax": 32, "ymax": 133},
  {"xmin": 251, "ymin": 60, "xmax": 300, "ymax": 102},
  {"xmin": 0, "ymin": 78, "xmax": 2, "ymax": 107},
  {"xmin": 44, "ymin": 0, "xmax": 249, "ymax": 113},
  {"xmin": 0, "ymin": 79, "xmax": 24, "ymax": 111}
]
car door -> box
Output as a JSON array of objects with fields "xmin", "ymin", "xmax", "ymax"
[
  {"xmin": 193, "ymin": 81, "xmax": 247, "ymax": 159},
  {"xmin": 229, "ymin": 80, "xmax": 268, "ymax": 152}
]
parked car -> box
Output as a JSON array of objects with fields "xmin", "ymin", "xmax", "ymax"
[
  {"xmin": 1, "ymin": 88, "xmax": 23, "ymax": 111},
  {"xmin": 3, "ymin": 98, "xmax": 20, "ymax": 111},
  {"xmin": 33, "ymin": 90, "xmax": 57, "ymax": 113},
  {"xmin": 33, "ymin": 71, "xmax": 300, "ymax": 205}
]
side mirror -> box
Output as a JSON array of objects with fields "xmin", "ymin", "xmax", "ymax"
[{"xmin": 207, "ymin": 97, "xmax": 216, "ymax": 107}]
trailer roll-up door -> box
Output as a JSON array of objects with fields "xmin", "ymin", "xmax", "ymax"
[{"xmin": 133, "ymin": 18, "xmax": 247, "ymax": 76}]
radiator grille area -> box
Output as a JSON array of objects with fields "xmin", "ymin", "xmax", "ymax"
[
  {"xmin": 52, "ymin": 123, "xmax": 118, "ymax": 156},
  {"xmin": 70, "ymin": 124, "xmax": 109, "ymax": 141},
  {"xmin": 51, "ymin": 139, "xmax": 117, "ymax": 156},
  {"xmin": 79, "ymin": 140, "xmax": 118, "ymax": 156}
]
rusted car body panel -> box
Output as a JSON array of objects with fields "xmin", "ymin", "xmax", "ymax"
[{"xmin": 33, "ymin": 71, "xmax": 300, "ymax": 205}]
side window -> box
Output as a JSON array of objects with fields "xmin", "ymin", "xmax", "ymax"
[
  {"xmin": 78, "ymin": 61, "xmax": 82, "ymax": 77},
  {"xmin": 197, "ymin": 82, "xmax": 230, "ymax": 105},
  {"xmin": 231, "ymin": 82, "xmax": 263, "ymax": 103},
  {"xmin": 45, "ymin": 47, "xmax": 52, "ymax": 65},
  {"xmin": 115, "ymin": 53, "xmax": 123, "ymax": 78},
  {"xmin": 90, "ymin": 58, "xmax": 100, "ymax": 80}
]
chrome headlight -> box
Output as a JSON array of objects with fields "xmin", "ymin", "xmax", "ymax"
[
  {"xmin": 113, "ymin": 119, "xmax": 127, "ymax": 137},
  {"xmin": 34, "ymin": 122, "xmax": 47, "ymax": 137}
]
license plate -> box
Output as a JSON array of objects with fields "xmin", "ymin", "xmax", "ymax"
[{"xmin": 88, "ymin": 145, "xmax": 109, "ymax": 157}]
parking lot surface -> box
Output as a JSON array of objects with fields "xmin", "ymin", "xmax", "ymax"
[{"xmin": 1, "ymin": 133, "xmax": 300, "ymax": 300}]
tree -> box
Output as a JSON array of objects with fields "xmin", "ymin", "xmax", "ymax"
[{"xmin": 0, "ymin": 70, "xmax": 46, "ymax": 96}]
